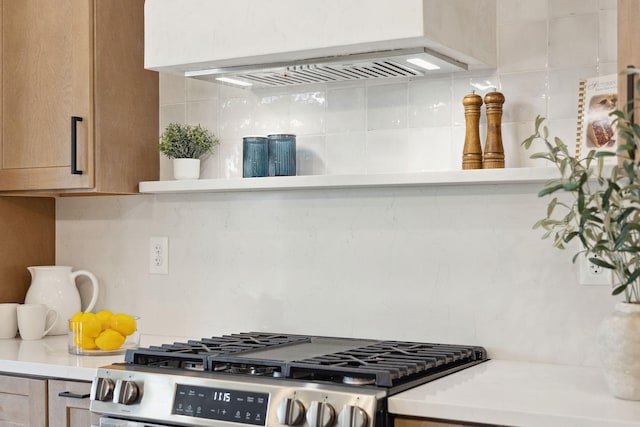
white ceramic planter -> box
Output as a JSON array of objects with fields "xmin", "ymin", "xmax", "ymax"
[
  {"xmin": 597, "ymin": 301, "xmax": 640, "ymax": 400},
  {"xmin": 173, "ymin": 158, "xmax": 200, "ymax": 180}
]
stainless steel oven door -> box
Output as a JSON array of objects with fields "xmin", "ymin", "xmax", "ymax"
[{"xmin": 96, "ymin": 417, "xmax": 181, "ymax": 427}]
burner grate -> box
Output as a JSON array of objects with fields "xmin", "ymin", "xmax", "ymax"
[
  {"xmin": 124, "ymin": 332, "xmax": 487, "ymax": 389},
  {"xmin": 288, "ymin": 341, "xmax": 482, "ymax": 386},
  {"xmin": 124, "ymin": 333, "xmax": 310, "ymax": 370}
]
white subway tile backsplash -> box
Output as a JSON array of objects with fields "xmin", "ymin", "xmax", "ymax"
[
  {"xmin": 218, "ymin": 141, "xmax": 242, "ymax": 178},
  {"xmin": 547, "ymin": 67, "xmax": 597, "ymax": 120},
  {"xmin": 296, "ymin": 135, "xmax": 327, "ymax": 175},
  {"xmin": 599, "ymin": 9, "xmax": 617, "ymax": 64},
  {"xmin": 255, "ymin": 91, "xmax": 291, "ymax": 134},
  {"xmin": 219, "ymin": 96, "xmax": 256, "ymax": 141},
  {"xmin": 199, "ymin": 152, "xmax": 220, "ymax": 179},
  {"xmin": 498, "ymin": 0, "xmax": 548, "ymax": 22},
  {"xmin": 498, "ymin": 20, "xmax": 548, "ymax": 73},
  {"xmin": 549, "ymin": 14, "xmax": 599, "ymax": 69},
  {"xmin": 599, "ymin": 0, "xmax": 617, "ymax": 10},
  {"xmin": 289, "ymin": 90, "xmax": 326, "ymax": 136},
  {"xmin": 186, "ymin": 100, "xmax": 218, "ymax": 133},
  {"xmin": 546, "ymin": 118, "xmax": 581, "ymax": 158},
  {"xmin": 186, "ymin": 78, "xmax": 219, "ymax": 101},
  {"xmin": 407, "ymin": 127, "xmax": 453, "ymax": 171},
  {"xmin": 366, "ymin": 83, "xmax": 408, "ymax": 131},
  {"xmin": 408, "ymin": 79, "xmax": 452, "ymax": 128},
  {"xmin": 366, "ymin": 129, "xmax": 411, "ymax": 173},
  {"xmin": 160, "ymin": 104, "xmax": 186, "ymax": 129},
  {"xmin": 159, "ymin": 73, "xmax": 186, "ymax": 105},
  {"xmin": 326, "ymin": 86, "xmax": 366, "ymax": 134},
  {"xmin": 450, "ymin": 125, "xmax": 466, "ymax": 170},
  {"xmin": 499, "ymin": 71, "xmax": 548, "ymax": 123},
  {"xmin": 549, "ymin": 0, "xmax": 598, "ymax": 17}
]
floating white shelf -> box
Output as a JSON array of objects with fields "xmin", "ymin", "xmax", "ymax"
[{"xmin": 139, "ymin": 167, "xmax": 559, "ymax": 194}]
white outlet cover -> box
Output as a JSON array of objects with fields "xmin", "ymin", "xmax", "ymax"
[
  {"xmin": 579, "ymin": 254, "xmax": 612, "ymax": 286},
  {"xmin": 149, "ymin": 236, "xmax": 169, "ymax": 275}
]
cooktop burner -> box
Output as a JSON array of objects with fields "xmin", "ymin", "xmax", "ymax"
[{"xmin": 124, "ymin": 332, "xmax": 487, "ymax": 392}]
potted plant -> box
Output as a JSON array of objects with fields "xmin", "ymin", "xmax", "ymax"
[
  {"xmin": 522, "ymin": 68, "xmax": 640, "ymax": 400},
  {"xmin": 159, "ymin": 122, "xmax": 219, "ymax": 180}
]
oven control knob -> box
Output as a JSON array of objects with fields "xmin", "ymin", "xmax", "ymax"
[
  {"xmin": 115, "ymin": 380, "xmax": 141, "ymax": 405},
  {"xmin": 276, "ymin": 398, "xmax": 305, "ymax": 425},
  {"xmin": 338, "ymin": 405, "xmax": 368, "ymax": 427},
  {"xmin": 90, "ymin": 377, "xmax": 115, "ymax": 402},
  {"xmin": 306, "ymin": 401, "xmax": 335, "ymax": 427}
]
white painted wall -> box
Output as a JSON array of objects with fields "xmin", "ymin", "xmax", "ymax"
[{"xmin": 57, "ymin": 0, "xmax": 619, "ymax": 366}]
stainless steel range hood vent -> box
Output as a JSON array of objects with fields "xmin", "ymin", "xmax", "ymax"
[{"xmin": 184, "ymin": 48, "xmax": 467, "ymax": 89}]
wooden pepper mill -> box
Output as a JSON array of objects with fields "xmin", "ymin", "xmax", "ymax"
[
  {"xmin": 483, "ymin": 90, "xmax": 505, "ymax": 169},
  {"xmin": 462, "ymin": 91, "xmax": 483, "ymax": 169}
]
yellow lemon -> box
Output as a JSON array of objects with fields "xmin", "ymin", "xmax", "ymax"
[
  {"xmin": 68, "ymin": 311, "xmax": 83, "ymax": 331},
  {"xmin": 95, "ymin": 310, "xmax": 113, "ymax": 330},
  {"xmin": 73, "ymin": 333, "xmax": 97, "ymax": 350},
  {"xmin": 95, "ymin": 329, "xmax": 125, "ymax": 351},
  {"xmin": 110, "ymin": 313, "xmax": 137, "ymax": 337},
  {"xmin": 79, "ymin": 312, "xmax": 102, "ymax": 338}
]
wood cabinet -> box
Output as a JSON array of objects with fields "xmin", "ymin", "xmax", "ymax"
[
  {"xmin": 0, "ymin": 375, "xmax": 98, "ymax": 427},
  {"xmin": 0, "ymin": 0, "xmax": 158, "ymax": 195},
  {"xmin": 0, "ymin": 373, "xmax": 47, "ymax": 426},
  {"xmin": 618, "ymin": 0, "xmax": 640, "ymax": 114},
  {"xmin": 48, "ymin": 379, "xmax": 99, "ymax": 427},
  {"xmin": 0, "ymin": 196, "xmax": 55, "ymax": 303}
]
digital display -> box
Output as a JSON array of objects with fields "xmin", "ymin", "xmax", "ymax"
[{"xmin": 172, "ymin": 384, "xmax": 269, "ymax": 426}]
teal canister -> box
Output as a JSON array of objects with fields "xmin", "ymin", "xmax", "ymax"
[
  {"xmin": 242, "ymin": 136, "xmax": 268, "ymax": 177},
  {"xmin": 268, "ymin": 134, "xmax": 296, "ymax": 176}
]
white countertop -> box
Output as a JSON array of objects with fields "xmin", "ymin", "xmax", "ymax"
[
  {"xmin": 389, "ymin": 359, "xmax": 640, "ymax": 427},
  {"xmin": 0, "ymin": 334, "xmax": 189, "ymax": 381},
  {"xmin": 1, "ymin": 338, "xmax": 638, "ymax": 426}
]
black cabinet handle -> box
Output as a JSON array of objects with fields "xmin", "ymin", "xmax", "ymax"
[
  {"xmin": 628, "ymin": 65, "xmax": 635, "ymax": 122},
  {"xmin": 58, "ymin": 391, "xmax": 90, "ymax": 399},
  {"xmin": 71, "ymin": 116, "xmax": 83, "ymax": 175}
]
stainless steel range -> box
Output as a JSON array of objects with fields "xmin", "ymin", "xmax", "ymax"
[{"xmin": 90, "ymin": 332, "xmax": 487, "ymax": 427}]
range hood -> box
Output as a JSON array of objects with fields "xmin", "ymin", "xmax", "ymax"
[
  {"xmin": 184, "ymin": 48, "xmax": 467, "ymax": 88},
  {"xmin": 145, "ymin": 0, "xmax": 496, "ymax": 88}
]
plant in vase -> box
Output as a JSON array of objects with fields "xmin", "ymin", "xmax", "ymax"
[
  {"xmin": 159, "ymin": 122, "xmax": 219, "ymax": 180},
  {"xmin": 522, "ymin": 68, "xmax": 640, "ymax": 400}
]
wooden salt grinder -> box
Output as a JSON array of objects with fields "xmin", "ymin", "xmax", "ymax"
[
  {"xmin": 462, "ymin": 92, "xmax": 483, "ymax": 169},
  {"xmin": 483, "ymin": 90, "xmax": 505, "ymax": 169}
]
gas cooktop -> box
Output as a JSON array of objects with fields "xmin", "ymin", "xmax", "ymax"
[{"xmin": 124, "ymin": 332, "xmax": 487, "ymax": 393}]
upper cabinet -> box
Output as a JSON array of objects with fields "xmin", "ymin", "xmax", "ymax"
[
  {"xmin": 0, "ymin": 0, "xmax": 158, "ymax": 195},
  {"xmin": 144, "ymin": 0, "xmax": 496, "ymax": 87},
  {"xmin": 618, "ymin": 0, "xmax": 640, "ymax": 115}
]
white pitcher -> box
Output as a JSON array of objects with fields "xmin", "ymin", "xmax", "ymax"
[{"xmin": 24, "ymin": 266, "xmax": 99, "ymax": 336}]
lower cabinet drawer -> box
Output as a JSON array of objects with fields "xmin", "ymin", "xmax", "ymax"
[
  {"xmin": 0, "ymin": 373, "xmax": 47, "ymax": 426},
  {"xmin": 48, "ymin": 379, "xmax": 100, "ymax": 427}
]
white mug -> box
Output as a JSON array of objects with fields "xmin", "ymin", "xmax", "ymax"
[
  {"xmin": 0, "ymin": 303, "xmax": 19, "ymax": 339},
  {"xmin": 17, "ymin": 304, "xmax": 58, "ymax": 340}
]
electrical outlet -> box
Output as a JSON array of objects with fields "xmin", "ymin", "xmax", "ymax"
[
  {"xmin": 579, "ymin": 253, "xmax": 612, "ymax": 286},
  {"xmin": 149, "ymin": 236, "xmax": 169, "ymax": 275}
]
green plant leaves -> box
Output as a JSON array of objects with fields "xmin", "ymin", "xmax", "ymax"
[
  {"xmin": 159, "ymin": 123, "xmax": 220, "ymax": 159},
  {"xmin": 521, "ymin": 95, "xmax": 640, "ymax": 303}
]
